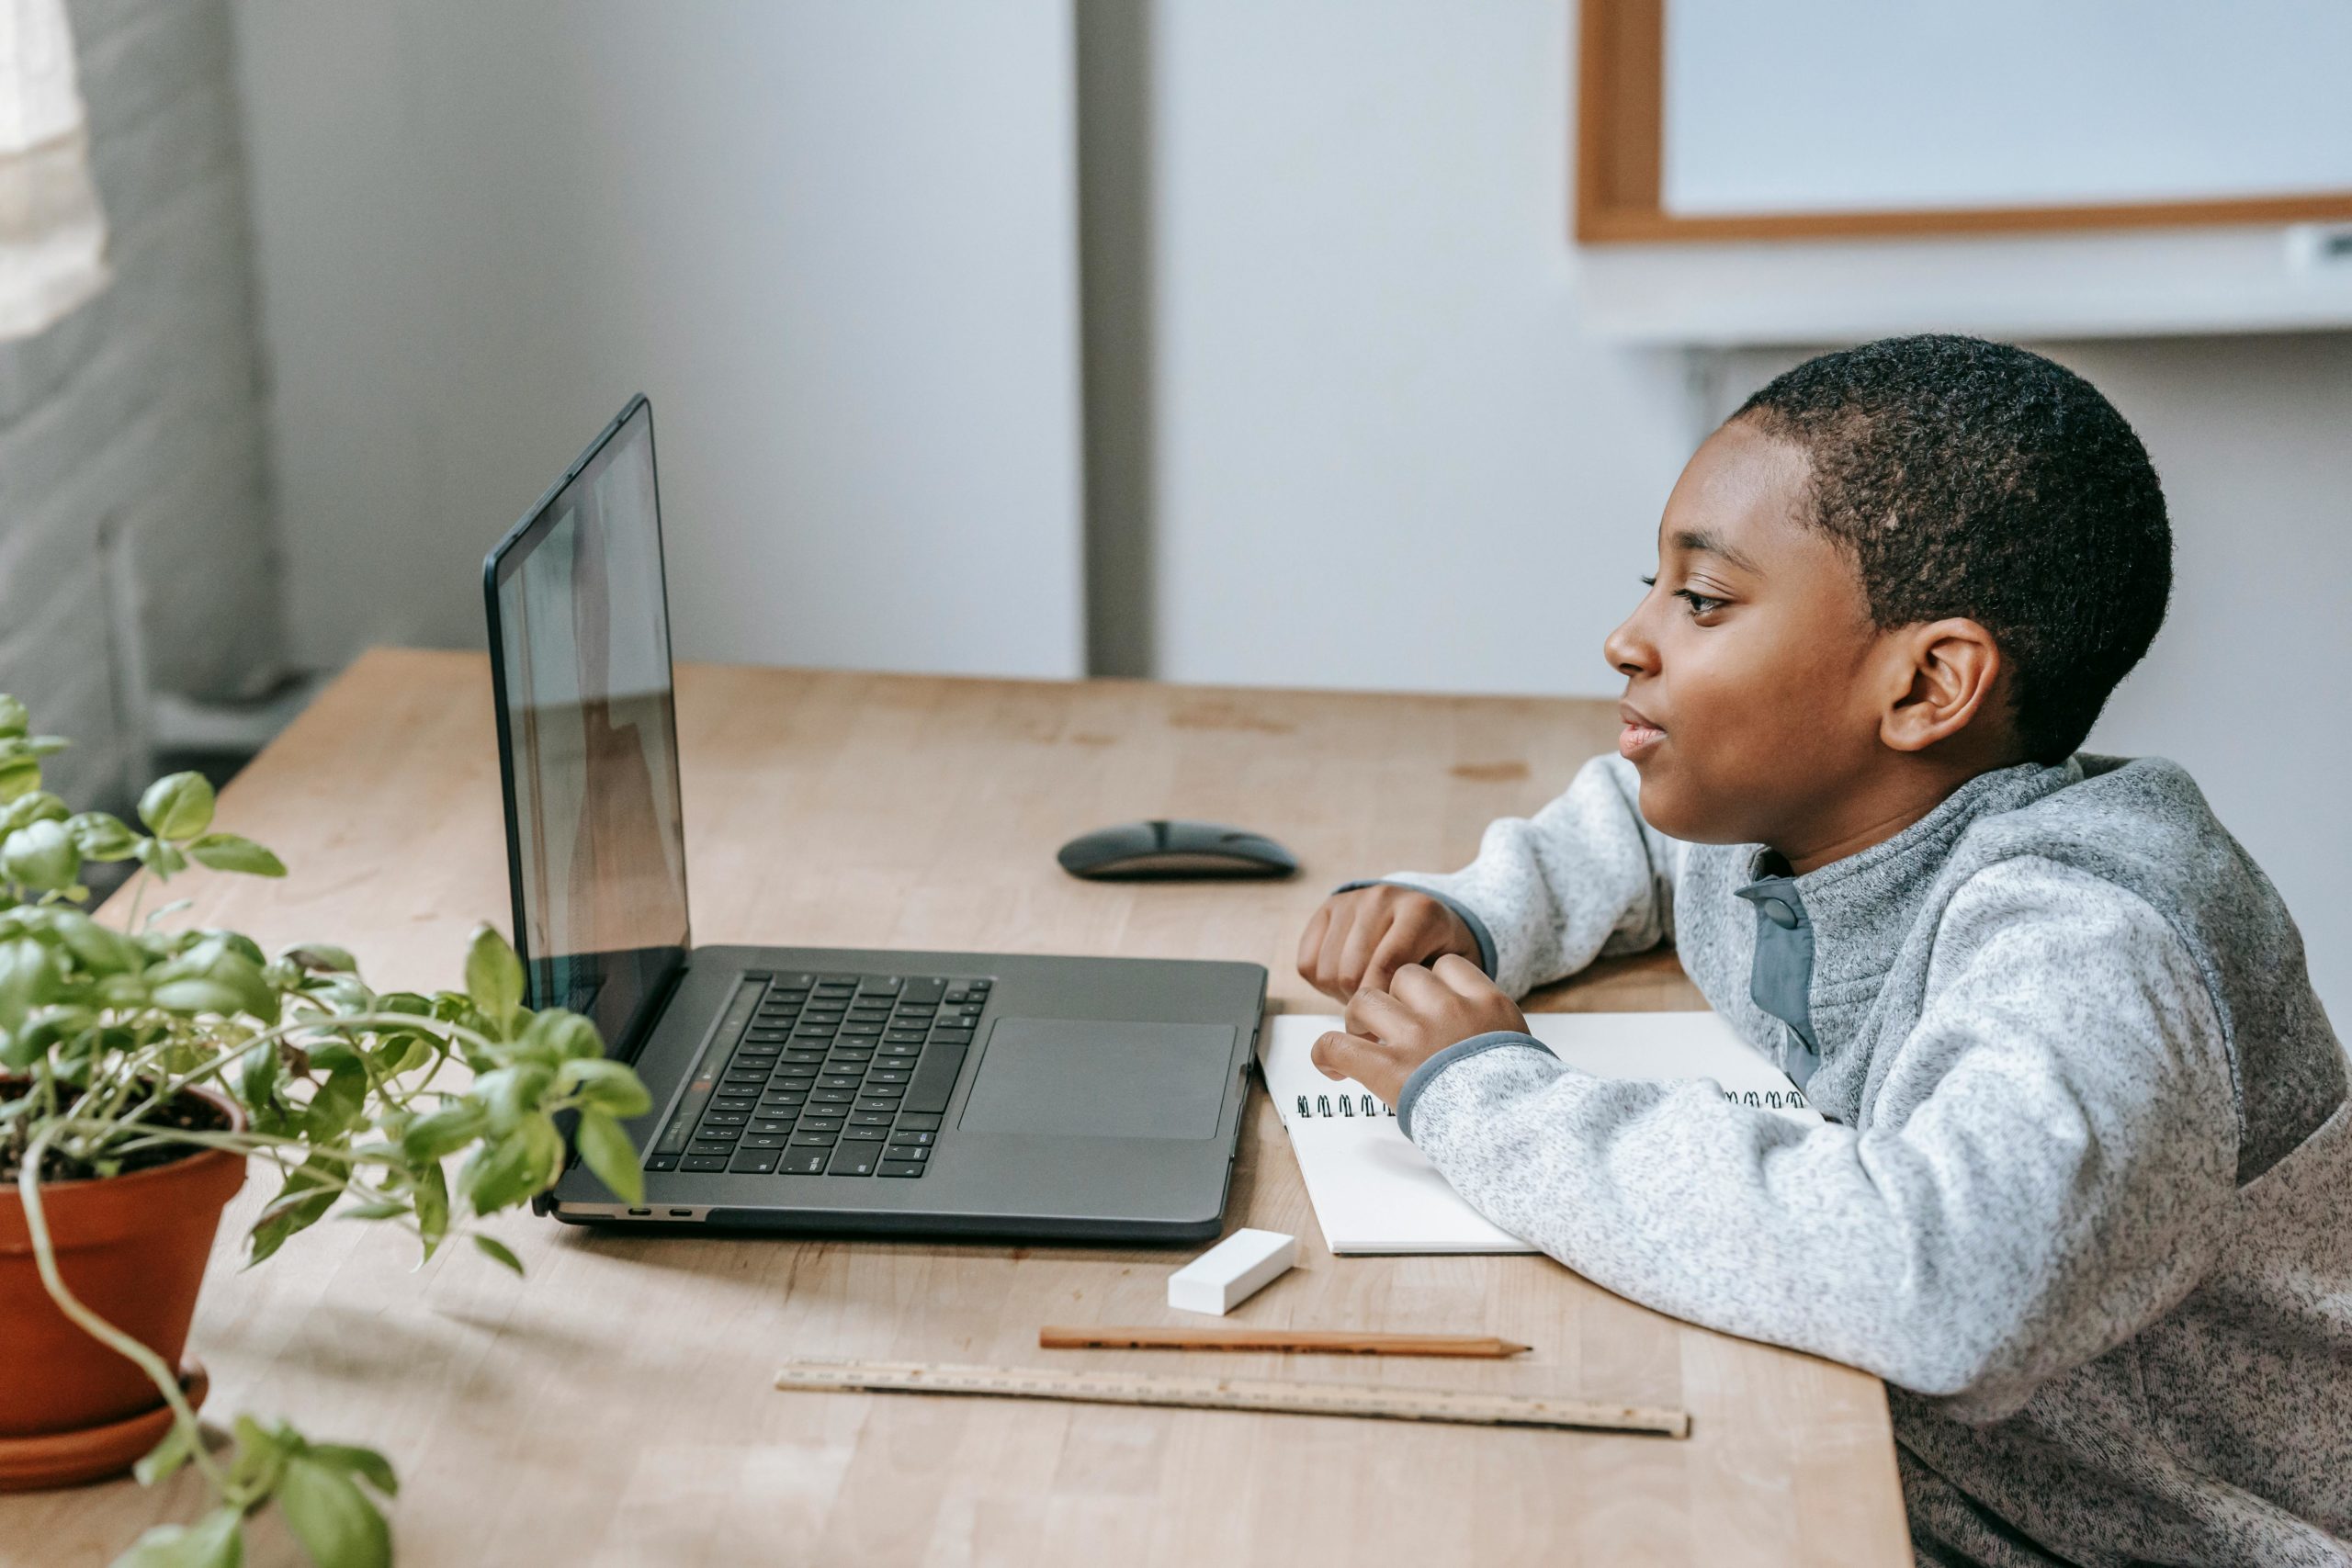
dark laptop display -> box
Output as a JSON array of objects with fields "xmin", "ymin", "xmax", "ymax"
[{"xmin": 486, "ymin": 398, "xmax": 689, "ymax": 1055}]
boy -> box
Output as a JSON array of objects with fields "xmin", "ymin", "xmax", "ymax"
[{"xmin": 1300, "ymin": 337, "xmax": 2350, "ymax": 1567}]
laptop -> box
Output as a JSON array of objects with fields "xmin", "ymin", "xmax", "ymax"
[{"xmin": 484, "ymin": 396, "xmax": 1266, "ymax": 1240}]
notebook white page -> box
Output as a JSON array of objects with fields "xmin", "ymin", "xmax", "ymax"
[{"xmin": 1258, "ymin": 1011, "xmax": 1821, "ymax": 1256}]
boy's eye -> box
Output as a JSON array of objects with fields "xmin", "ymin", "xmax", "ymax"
[{"xmin": 1674, "ymin": 589, "xmax": 1726, "ymax": 617}]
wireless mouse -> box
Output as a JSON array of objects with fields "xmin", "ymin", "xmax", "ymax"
[{"xmin": 1057, "ymin": 819, "xmax": 1299, "ymax": 881}]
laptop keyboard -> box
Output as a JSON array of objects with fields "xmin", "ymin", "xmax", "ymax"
[{"xmin": 641, "ymin": 972, "xmax": 989, "ymax": 1179}]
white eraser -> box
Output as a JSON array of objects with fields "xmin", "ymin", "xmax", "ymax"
[{"xmin": 1167, "ymin": 1227, "xmax": 1297, "ymax": 1315}]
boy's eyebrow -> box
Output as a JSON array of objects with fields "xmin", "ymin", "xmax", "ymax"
[{"xmin": 1670, "ymin": 528, "xmax": 1762, "ymax": 574}]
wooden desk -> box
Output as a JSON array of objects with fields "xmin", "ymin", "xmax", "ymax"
[{"xmin": 14, "ymin": 649, "xmax": 1907, "ymax": 1566}]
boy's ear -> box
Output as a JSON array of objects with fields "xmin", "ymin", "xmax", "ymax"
[{"xmin": 1878, "ymin": 618, "xmax": 2005, "ymax": 754}]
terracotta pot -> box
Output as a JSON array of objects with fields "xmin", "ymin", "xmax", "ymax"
[{"xmin": 0, "ymin": 1086, "xmax": 246, "ymax": 1445}]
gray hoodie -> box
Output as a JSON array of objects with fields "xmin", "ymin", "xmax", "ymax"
[{"xmin": 1369, "ymin": 753, "xmax": 2352, "ymax": 1567}]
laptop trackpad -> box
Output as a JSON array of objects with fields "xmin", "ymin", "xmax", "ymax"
[{"xmin": 956, "ymin": 1019, "xmax": 1236, "ymax": 1140}]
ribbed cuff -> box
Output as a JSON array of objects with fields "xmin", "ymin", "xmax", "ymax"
[
  {"xmin": 1332, "ymin": 879, "xmax": 1498, "ymax": 979},
  {"xmin": 1395, "ymin": 1030, "xmax": 1553, "ymax": 1139}
]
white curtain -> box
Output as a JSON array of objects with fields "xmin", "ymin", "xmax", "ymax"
[{"xmin": 0, "ymin": 0, "xmax": 107, "ymax": 342}]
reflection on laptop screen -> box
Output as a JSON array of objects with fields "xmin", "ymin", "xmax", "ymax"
[{"xmin": 488, "ymin": 400, "xmax": 690, "ymax": 1052}]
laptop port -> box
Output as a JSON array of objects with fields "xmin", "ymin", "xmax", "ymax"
[{"xmin": 627, "ymin": 1207, "xmax": 651, "ymax": 1217}]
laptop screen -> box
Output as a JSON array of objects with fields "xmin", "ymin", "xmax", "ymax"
[{"xmin": 484, "ymin": 397, "xmax": 691, "ymax": 1054}]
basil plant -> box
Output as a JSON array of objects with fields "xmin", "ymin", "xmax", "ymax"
[{"xmin": 0, "ymin": 694, "xmax": 649, "ymax": 1568}]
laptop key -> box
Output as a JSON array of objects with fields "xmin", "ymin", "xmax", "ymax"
[
  {"xmin": 742, "ymin": 1134, "xmax": 790, "ymax": 1149},
  {"xmin": 842, "ymin": 1126, "xmax": 888, "ymax": 1142},
  {"xmin": 749, "ymin": 1119, "xmax": 796, "ymax": 1136},
  {"xmin": 895, "ymin": 1113, "xmax": 943, "ymax": 1132},
  {"xmin": 826, "ymin": 1148, "xmax": 879, "ymax": 1177},
  {"xmin": 729, "ymin": 1153, "xmax": 780, "ymax": 1175},
  {"xmin": 899, "ymin": 977, "xmax": 947, "ymax": 1005},
  {"xmin": 850, "ymin": 1111, "xmax": 897, "ymax": 1126},
  {"xmin": 877, "ymin": 1160, "xmax": 926, "ymax": 1178},
  {"xmin": 779, "ymin": 1151, "xmax": 827, "ymax": 1174},
  {"xmin": 888, "ymin": 1130, "xmax": 935, "ymax": 1148},
  {"xmin": 797, "ymin": 1115, "xmax": 846, "ymax": 1132},
  {"xmin": 689, "ymin": 1140, "xmax": 738, "ymax": 1157},
  {"xmin": 644, "ymin": 1155, "xmax": 678, "ymax": 1172},
  {"xmin": 866, "ymin": 1069, "xmax": 911, "ymax": 1086},
  {"xmin": 902, "ymin": 1043, "xmax": 968, "ymax": 1115},
  {"xmin": 790, "ymin": 1131, "xmax": 840, "ymax": 1147},
  {"xmin": 681, "ymin": 1156, "xmax": 728, "ymax": 1172}
]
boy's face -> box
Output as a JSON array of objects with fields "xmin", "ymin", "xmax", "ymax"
[{"xmin": 1603, "ymin": 420, "xmax": 1892, "ymax": 852}]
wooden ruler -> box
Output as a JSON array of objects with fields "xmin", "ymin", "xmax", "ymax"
[{"xmin": 775, "ymin": 1357, "xmax": 1690, "ymax": 1438}]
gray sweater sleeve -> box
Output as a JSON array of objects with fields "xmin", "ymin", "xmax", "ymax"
[
  {"xmin": 1405, "ymin": 856, "xmax": 2239, "ymax": 1422},
  {"xmin": 1372, "ymin": 753, "xmax": 1682, "ymax": 999}
]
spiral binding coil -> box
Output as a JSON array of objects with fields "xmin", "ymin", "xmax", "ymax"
[{"xmin": 1290, "ymin": 1086, "xmax": 1807, "ymax": 1119}]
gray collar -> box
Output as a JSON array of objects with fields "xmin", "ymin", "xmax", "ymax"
[{"xmin": 1735, "ymin": 759, "xmax": 2080, "ymax": 1079}]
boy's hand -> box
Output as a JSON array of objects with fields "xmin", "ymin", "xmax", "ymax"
[
  {"xmin": 1309, "ymin": 954, "xmax": 1528, "ymax": 1107},
  {"xmin": 1296, "ymin": 885, "xmax": 1481, "ymax": 1001}
]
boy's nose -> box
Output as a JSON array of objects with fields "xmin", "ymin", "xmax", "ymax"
[{"xmin": 1604, "ymin": 611, "xmax": 1657, "ymax": 678}]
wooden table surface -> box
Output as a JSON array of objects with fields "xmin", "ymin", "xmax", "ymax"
[{"xmin": 13, "ymin": 649, "xmax": 1908, "ymax": 1567}]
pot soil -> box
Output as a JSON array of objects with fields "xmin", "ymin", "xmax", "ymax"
[{"xmin": 0, "ymin": 1085, "xmax": 245, "ymax": 1486}]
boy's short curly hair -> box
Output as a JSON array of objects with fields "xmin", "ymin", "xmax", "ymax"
[{"xmin": 1733, "ymin": 335, "xmax": 2171, "ymax": 764}]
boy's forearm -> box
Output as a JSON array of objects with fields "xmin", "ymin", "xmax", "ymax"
[
  {"xmin": 1405, "ymin": 864, "xmax": 2239, "ymax": 1418},
  {"xmin": 1366, "ymin": 753, "xmax": 1679, "ymax": 998}
]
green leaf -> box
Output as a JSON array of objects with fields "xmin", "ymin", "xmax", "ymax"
[
  {"xmin": 458, "ymin": 1117, "xmax": 563, "ymax": 1215},
  {"xmin": 399, "ymin": 1101, "xmax": 487, "ymax": 1162},
  {"xmin": 131, "ymin": 1416, "xmax": 198, "ymax": 1486},
  {"xmin": 462, "ymin": 924, "xmax": 525, "ymax": 1035},
  {"xmin": 304, "ymin": 1056, "xmax": 368, "ymax": 1140},
  {"xmin": 0, "ymin": 755, "xmax": 39, "ymax": 803},
  {"xmin": 2, "ymin": 818, "xmax": 81, "ymax": 891},
  {"xmin": 148, "ymin": 977, "xmax": 245, "ymax": 1016},
  {"xmin": 341, "ymin": 1200, "xmax": 409, "ymax": 1221},
  {"xmin": 473, "ymin": 1063, "xmax": 554, "ymax": 1134},
  {"xmin": 471, "ymin": 1234, "xmax": 526, "ymax": 1276},
  {"xmin": 65, "ymin": 810, "xmax": 140, "ymax": 861},
  {"xmin": 284, "ymin": 942, "xmax": 359, "ymax": 974},
  {"xmin": 556, "ymin": 1055, "xmax": 652, "ymax": 1118},
  {"xmin": 222, "ymin": 1415, "xmax": 289, "ymax": 1500},
  {"xmin": 109, "ymin": 1506, "xmax": 244, "ymax": 1568},
  {"xmin": 248, "ymin": 1165, "xmax": 341, "ymax": 1266},
  {"xmin": 413, "ymin": 1162, "xmax": 450, "ymax": 1259},
  {"xmin": 138, "ymin": 773, "xmax": 216, "ymax": 840},
  {"xmin": 185, "ymin": 833, "xmax": 287, "ymax": 878},
  {"xmin": 50, "ymin": 908, "xmax": 142, "ymax": 976},
  {"xmin": 0, "ymin": 936, "xmax": 59, "ymax": 1032},
  {"xmin": 134, "ymin": 838, "xmax": 188, "ymax": 878},
  {"xmin": 0, "ymin": 790, "xmax": 68, "ymax": 834},
  {"xmin": 241, "ymin": 1039, "xmax": 283, "ymax": 1111},
  {"xmin": 0, "ymin": 695, "xmax": 25, "ymax": 739},
  {"xmin": 516, "ymin": 1008, "xmax": 604, "ymax": 1066},
  {"xmin": 572, "ymin": 1107, "xmax": 644, "ymax": 1204},
  {"xmin": 277, "ymin": 1453, "xmax": 391, "ymax": 1568},
  {"xmin": 306, "ymin": 1443, "xmax": 398, "ymax": 1498}
]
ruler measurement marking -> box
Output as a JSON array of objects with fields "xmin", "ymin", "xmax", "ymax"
[{"xmin": 775, "ymin": 1358, "xmax": 1690, "ymax": 1438}]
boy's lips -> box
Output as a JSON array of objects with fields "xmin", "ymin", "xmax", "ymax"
[{"xmin": 1618, "ymin": 703, "xmax": 1666, "ymax": 760}]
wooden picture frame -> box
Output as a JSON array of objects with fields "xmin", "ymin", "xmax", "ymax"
[{"xmin": 1575, "ymin": 0, "xmax": 2352, "ymax": 243}]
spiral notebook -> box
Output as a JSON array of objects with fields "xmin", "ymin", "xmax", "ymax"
[{"xmin": 1258, "ymin": 1011, "xmax": 1820, "ymax": 1256}]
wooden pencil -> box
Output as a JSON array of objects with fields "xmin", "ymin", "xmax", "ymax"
[{"xmin": 1038, "ymin": 1325, "xmax": 1531, "ymax": 1359}]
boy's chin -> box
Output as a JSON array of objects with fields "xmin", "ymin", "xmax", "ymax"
[{"xmin": 1631, "ymin": 765, "xmax": 1743, "ymax": 844}]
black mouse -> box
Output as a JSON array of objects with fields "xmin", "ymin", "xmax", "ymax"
[{"xmin": 1057, "ymin": 819, "xmax": 1299, "ymax": 881}]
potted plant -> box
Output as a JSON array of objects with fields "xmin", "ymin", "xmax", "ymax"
[{"xmin": 0, "ymin": 693, "xmax": 651, "ymax": 1567}]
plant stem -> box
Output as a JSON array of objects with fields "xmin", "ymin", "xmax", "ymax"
[{"xmin": 16, "ymin": 1122, "xmax": 227, "ymax": 1494}]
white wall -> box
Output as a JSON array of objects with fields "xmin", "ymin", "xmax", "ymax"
[
  {"xmin": 230, "ymin": 0, "xmax": 1085, "ymax": 679},
  {"xmin": 1142, "ymin": 0, "xmax": 1698, "ymax": 695},
  {"xmin": 0, "ymin": 0, "xmax": 279, "ymax": 809},
  {"xmin": 1135, "ymin": 0, "xmax": 2352, "ymax": 1019}
]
